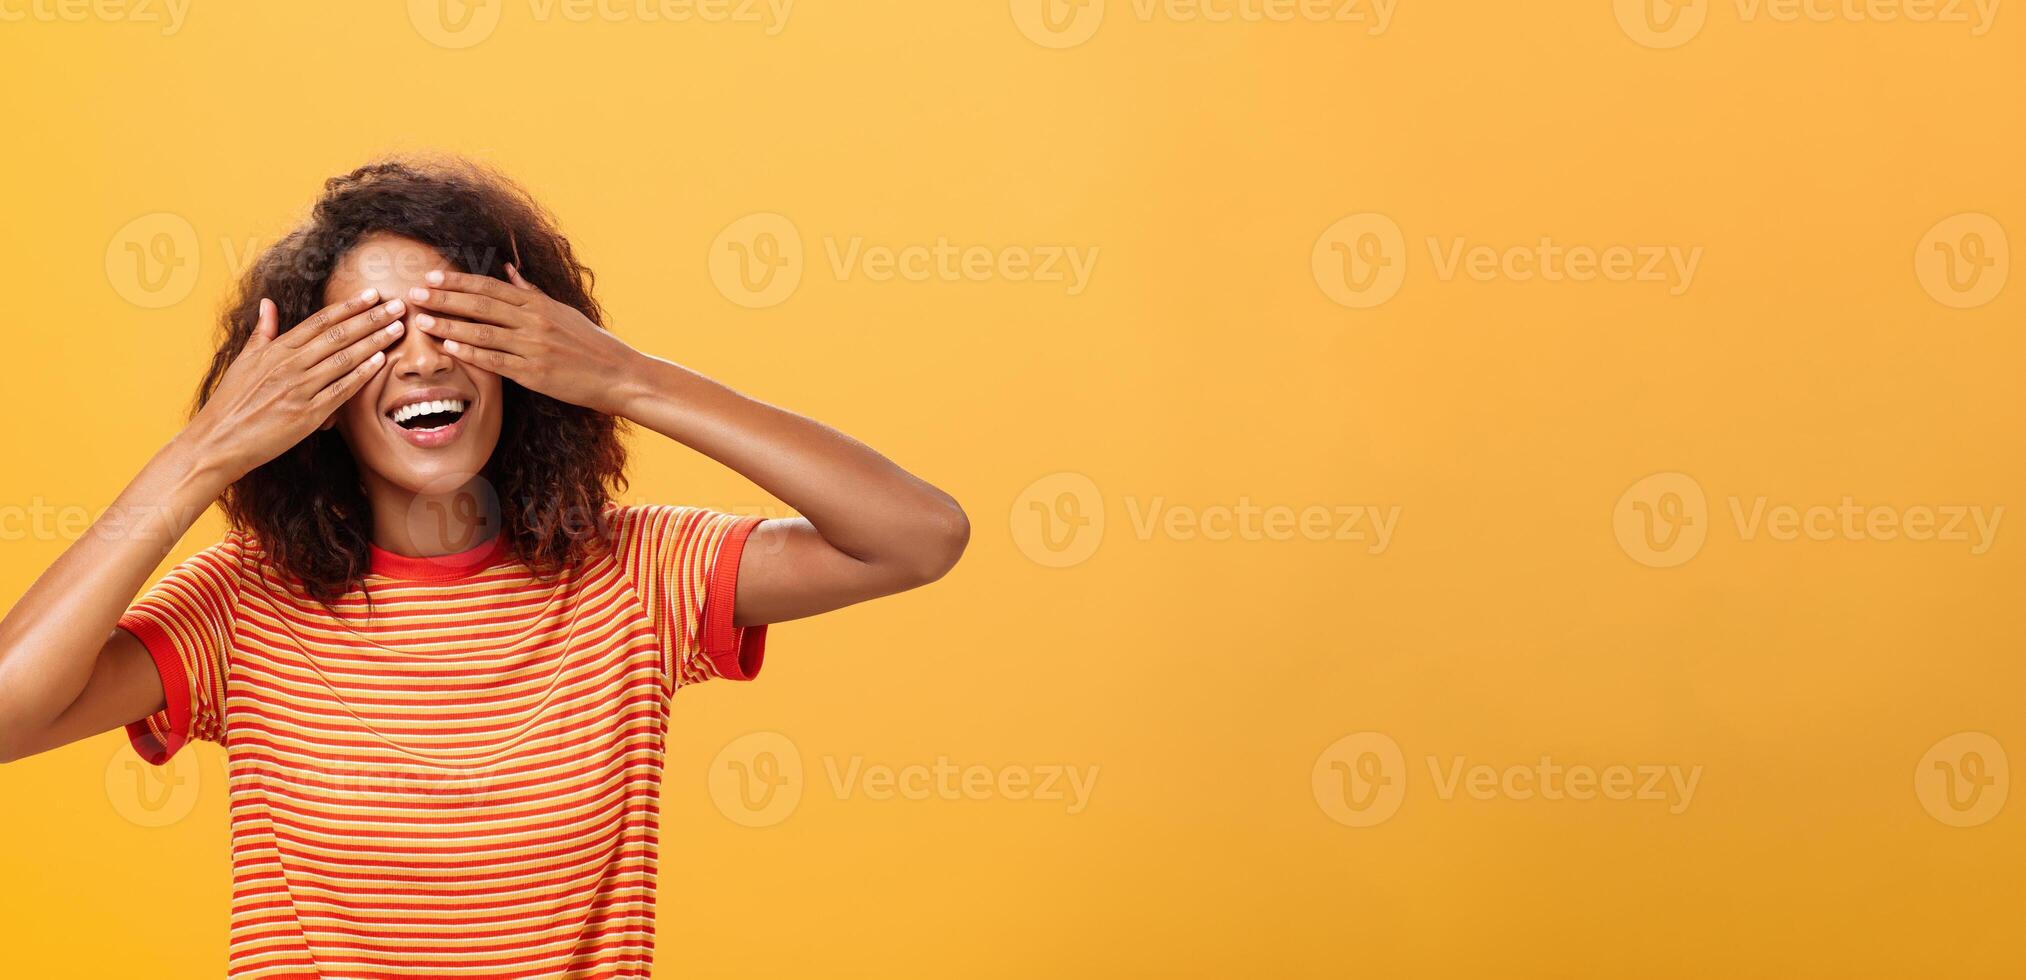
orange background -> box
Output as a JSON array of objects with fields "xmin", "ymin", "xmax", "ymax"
[{"xmin": 1, "ymin": 1, "xmax": 2021, "ymax": 976}]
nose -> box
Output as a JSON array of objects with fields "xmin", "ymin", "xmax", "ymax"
[{"xmin": 388, "ymin": 312, "xmax": 456, "ymax": 379}]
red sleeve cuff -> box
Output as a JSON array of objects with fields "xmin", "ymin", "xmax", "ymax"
[
  {"xmin": 118, "ymin": 614, "xmax": 191, "ymax": 766},
  {"xmin": 702, "ymin": 516, "xmax": 767, "ymax": 681}
]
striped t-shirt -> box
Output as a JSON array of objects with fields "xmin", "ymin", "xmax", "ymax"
[{"xmin": 120, "ymin": 504, "xmax": 768, "ymax": 979}]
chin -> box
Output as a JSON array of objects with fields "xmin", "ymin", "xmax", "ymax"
[
  {"xmin": 382, "ymin": 455, "xmax": 495, "ymax": 496},
  {"xmin": 341, "ymin": 412, "xmax": 504, "ymax": 499},
  {"xmin": 338, "ymin": 370, "xmax": 508, "ymax": 496}
]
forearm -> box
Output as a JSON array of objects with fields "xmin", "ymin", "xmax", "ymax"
[
  {"xmin": 0, "ymin": 437, "xmax": 228, "ymax": 745},
  {"xmin": 615, "ymin": 353, "xmax": 968, "ymax": 580}
]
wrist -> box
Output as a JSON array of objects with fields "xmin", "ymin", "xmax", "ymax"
[
  {"xmin": 609, "ymin": 350, "xmax": 669, "ymax": 422},
  {"xmin": 163, "ymin": 424, "xmax": 245, "ymax": 498}
]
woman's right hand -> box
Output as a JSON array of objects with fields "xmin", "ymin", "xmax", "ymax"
[{"xmin": 182, "ymin": 289, "xmax": 408, "ymax": 483}]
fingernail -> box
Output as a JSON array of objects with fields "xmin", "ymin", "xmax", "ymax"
[
  {"xmin": 386, "ymin": 299, "xmax": 405, "ymax": 315},
  {"xmin": 360, "ymin": 288, "xmax": 379, "ymax": 302},
  {"xmin": 444, "ymin": 340, "xmax": 460, "ymax": 353},
  {"xmin": 414, "ymin": 313, "xmax": 434, "ymax": 328},
  {"xmin": 368, "ymin": 351, "xmax": 386, "ymax": 366},
  {"xmin": 426, "ymin": 271, "xmax": 445, "ymax": 285},
  {"xmin": 386, "ymin": 321, "xmax": 405, "ymax": 336}
]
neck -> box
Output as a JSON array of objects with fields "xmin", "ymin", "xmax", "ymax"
[{"xmin": 362, "ymin": 472, "xmax": 502, "ymax": 558}]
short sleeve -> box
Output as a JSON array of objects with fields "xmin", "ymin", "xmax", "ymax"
[
  {"xmin": 611, "ymin": 505, "xmax": 768, "ymax": 689},
  {"xmin": 120, "ymin": 533, "xmax": 247, "ymax": 765}
]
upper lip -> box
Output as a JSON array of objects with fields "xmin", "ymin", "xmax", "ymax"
[{"xmin": 382, "ymin": 386, "xmax": 474, "ymax": 419}]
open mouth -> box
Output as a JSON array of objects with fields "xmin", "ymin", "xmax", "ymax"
[
  {"xmin": 389, "ymin": 398, "xmax": 468, "ymax": 432},
  {"xmin": 383, "ymin": 393, "xmax": 474, "ymax": 448}
]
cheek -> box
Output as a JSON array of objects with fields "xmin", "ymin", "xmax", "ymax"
[
  {"xmin": 465, "ymin": 368, "xmax": 505, "ymax": 411},
  {"xmin": 334, "ymin": 380, "xmax": 385, "ymax": 434}
]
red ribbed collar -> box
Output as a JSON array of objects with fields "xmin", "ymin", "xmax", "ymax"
[{"xmin": 367, "ymin": 533, "xmax": 511, "ymax": 581}]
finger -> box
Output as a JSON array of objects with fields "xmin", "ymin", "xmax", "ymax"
[
  {"xmin": 280, "ymin": 288, "xmax": 384, "ymax": 349},
  {"xmin": 290, "ymin": 297, "xmax": 407, "ymax": 367},
  {"xmin": 504, "ymin": 263, "xmax": 541, "ymax": 293},
  {"xmin": 423, "ymin": 269, "xmax": 529, "ymax": 306},
  {"xmin": 250, "ymin": 298, "xmax": 279, "ymax": 346},
  {"xmin": 412, "ymin": 312, "xmax": 530, "ymax": 356},
  {"xmin": 311, "ymin": 349, "xmax": 388, "ymax": 412},
  {"xmin": 304, "ymin": 319, "xmax": 405, "ymax": 391},
  {"xmin": 440, "ymin": 337, "xmax": 533, "ymax": 379},
  {"xmin": 406, "ymin": 285, "xmax": 536, "ymax": 329}
]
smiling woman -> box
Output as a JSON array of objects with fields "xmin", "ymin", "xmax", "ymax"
[
  {"xmin": 203, "ymin": 163, "xmax": 619, "ymax": 599},
  {"xmin": 0, "ymin": 157, "xmax": 968, "ymax": 977}
]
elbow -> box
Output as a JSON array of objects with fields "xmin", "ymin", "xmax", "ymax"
[
  {"xmin": 0, "ymin": 724, "xmax": 25, "ymax": 766},
  {"xmin": 0, "ymin": 693, "xmax": 23, "ymax": 765},
  {"xmin": 901, "ymin": 496, "xmax": 970, "ymax": 587},
  {"xmin": 0, "ymin": 711, "xmax": 32, "ymax": 766}
]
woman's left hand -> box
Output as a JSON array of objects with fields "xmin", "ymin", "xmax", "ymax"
[{"xmin": 407, "ymin": 266, "xmax": 642, "ymax": 417}]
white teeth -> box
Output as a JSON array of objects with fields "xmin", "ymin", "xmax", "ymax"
[{"xmin": 389, "ymin": 398, "xmax": 469, "ymax": 425}]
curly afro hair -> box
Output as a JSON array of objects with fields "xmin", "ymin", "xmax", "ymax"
[{"xmin": 195, "ymin": 157, "xmax": 628, "ymax": 602}]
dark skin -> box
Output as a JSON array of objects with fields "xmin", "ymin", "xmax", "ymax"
[
  {"xmin": 0, "ymin": 234, "xmax": 968, "ymax": 762},
  {"xmin": 405, "ymin": 260, "xmax": 970, "ymax": 625}
]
